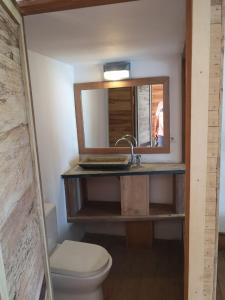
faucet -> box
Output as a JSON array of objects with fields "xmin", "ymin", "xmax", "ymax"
[
  {"xmin": 122, "ymin": 134, "xmax": 138, "ymax": 147},
  {"xmin": 121, "ymin": 134, "xmax": 141, "ymax": 166},
  {"xmin": 115, "ymin": 137, "xmax": 134, "ymax": 165}
]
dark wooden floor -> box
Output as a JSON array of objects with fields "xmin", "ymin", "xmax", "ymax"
[
  {"xmin": 83, "ymin": 234, "xmax": 184, "ymax": 300},
  {"xmin": 217, "ymin": 251, "xmax": 225, "ymax": 300}
]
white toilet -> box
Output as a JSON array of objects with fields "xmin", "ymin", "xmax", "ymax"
[{"xmin": 44, "ymin": 202, "xmax": 112, "ymax": 300}]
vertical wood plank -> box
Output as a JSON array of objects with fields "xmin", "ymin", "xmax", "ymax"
[
  {"xmin": 173, "ymin": 174, "xmax": 177, "ymax": 212},
  {"xmin": 64, "ymin": 178, "xmax": 80, "ymax": 218},
  {"xmin": 108, "ymin": 87, "xmax": 135, "ymax": 146},
  {"xmin": 121, "ymin": 175, "xmax": 152, "ymax": 248},
  {"xmin": 184, "ymin": 0, "xmax": 192, "ymax": 297},
  {"xmin": 120, "ymin": 175, "xmax": 149, "ymax": 216},
  {"xmin": 188, "ymin": 1, "xmax": 211, "ymax": 300},
  {"xmin": 204, "ymin": 1, "xmax": 223, "ymax": 299},
  {"xmin": 218, "ymin": 233, "xmax": 225, "ymax": 251}
]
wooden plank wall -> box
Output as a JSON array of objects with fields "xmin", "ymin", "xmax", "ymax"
[
  {"xmin": 108, "ymin": 87, "xmax": 134, "ymax": 146},
  {"xmin": 204, "ymin": 0, "xmax": 223, "ymax": 298},
  {"xmin": 0, "ymin": 2, "xmax": 49, "ymax": 299}
]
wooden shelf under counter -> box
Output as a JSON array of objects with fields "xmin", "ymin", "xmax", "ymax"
[
  {"xmin": 63, "ymin": 163, "xmax": 185, "ymax": 228},
  {"xmin": 63, "ymin": 165, "xmax": 185, "ymax": 248},
  {"xmin": 67, "ymin": 201, "xmax": 185, "ymax": 223}
]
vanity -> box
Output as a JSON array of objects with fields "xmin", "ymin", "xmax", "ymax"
[
  {"xmin": 62, "ymin": 76, "xmax": 186, "ymax": 247},
  {"xmin": 62, "ymin": 163, "xmax": 185, "ymax": 221},
  {"xmin": 62, "ymin": 163, "xmax": 185, "ymax": 247}
]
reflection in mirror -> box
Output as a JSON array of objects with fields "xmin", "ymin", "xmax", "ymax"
[
  {"xmin": 82, "ymin": 84, "xmax": 165, "ymax": 149},
  {"xmin": 82, "ymin": 89, "xmax": 109, "ymax": 148}
]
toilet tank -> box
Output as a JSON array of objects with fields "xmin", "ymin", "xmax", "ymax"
[{"xmin": 44, "ymin": 202, "xmax": 58, "ymax": 255}]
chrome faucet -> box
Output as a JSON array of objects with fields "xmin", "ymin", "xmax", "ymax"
[
  {"xmin": 121, "ymin": 134, "xmax": 141, "ymax": 166},
  {"xmin": 122, "ymin": 134, "xmax": 138, "ymax": 147},
  {"xmin": 115, "ymin": 137, "xmax": 134, "ymax": 165}
]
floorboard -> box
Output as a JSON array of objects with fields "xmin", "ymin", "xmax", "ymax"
[{"xmin": 83, "ymin": 234, "xmax": 184, "ymax": 300}]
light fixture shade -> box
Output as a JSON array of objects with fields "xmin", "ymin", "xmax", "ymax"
[{"xmin": 103, "ymin": 61, "xmax": 130, "ymax": 81}]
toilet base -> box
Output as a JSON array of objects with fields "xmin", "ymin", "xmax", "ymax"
[
  {"xmin": 51, "ymin": 255, "xmax": 112, "ymax": 300},
  {"xmin": 54, "ymin": 286, "xmax": 104, "ymax": 300}
]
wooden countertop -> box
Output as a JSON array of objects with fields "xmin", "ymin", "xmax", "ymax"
[{"xmin": 62, "ymin": 163, "xmax": 186, "ymax": 178}]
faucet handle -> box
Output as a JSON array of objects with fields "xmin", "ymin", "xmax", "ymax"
[{"xmin": 135, "ymin": 154, "xmax": 142, "ymax": 166}]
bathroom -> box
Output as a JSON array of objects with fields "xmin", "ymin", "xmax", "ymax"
[
  {"xmin": 21, "ymin": 1, "xmax": 187, "ymax": 299},
  {"xmin": 2, "ymin": 0, "xmax": 224, "ymax": 299}
]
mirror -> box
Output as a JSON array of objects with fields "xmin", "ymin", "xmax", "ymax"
[{"xmin": 75, "ymin": 77, "xmax": 170, "ymax": 154}]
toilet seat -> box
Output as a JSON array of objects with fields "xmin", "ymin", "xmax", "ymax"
[{"xmin": 50, "ymin": 240, "xmax": 110, "ymax": 278}]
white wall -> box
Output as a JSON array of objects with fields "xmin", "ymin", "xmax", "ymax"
[
  {"xmin": 82, "ymin": 89, "xmax": 109, "ymax": 147},
  {"xmin": 74, "ymin": 55, "xmax": 183, "ymax": 239},
  {"xmin": 219, "ymin": 46, "xmax": 225, "ymax": 233},
  {"xmin": 28, "ymin": 51, "xmax": 83, "ymax": 242},
  {"xmin": 27, "ymin": 52, "xmax": 183, "ymax": 240}
]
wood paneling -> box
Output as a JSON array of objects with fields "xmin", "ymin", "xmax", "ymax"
[
  {"xmin": 16, "ymin": 0, "xmax": 138, "ymax": 16},
  {"xmin": 108, "ymin": 87, "xmax": 134, "ymax": 146},
  {"xmin": 0, "ymin": 1, "xmax": 51, "ymax": 299}
]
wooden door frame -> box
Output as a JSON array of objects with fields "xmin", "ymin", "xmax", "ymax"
[
  {"xmin": 17, "ymin": 0, "xmax": 210, "ymax": 299},
  {"xmin": 186, "ymin": 0, "xmax": 212, "ymax": 299},
  {"xmin": 184, "ymin": 0, "xmax": 192, "ymax": 298}
]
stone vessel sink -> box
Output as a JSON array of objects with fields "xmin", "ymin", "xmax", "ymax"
[{"xmin": 78, "ymin": 156, "xmax": 130, "ymax": 170}]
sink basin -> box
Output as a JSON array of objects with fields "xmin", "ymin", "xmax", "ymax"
[{"xmin": 78, "ymin": 156, "xmax": 130, "ymax": 170}]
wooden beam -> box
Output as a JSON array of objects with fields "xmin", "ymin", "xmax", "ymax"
[
  {"xmin": 17, "ymin": 0, "xmax": 138, "ymax": 16},
  {"xmin": 184, "ymin": 0, "xmax": 192, "ymax": 299},
  {"xmin": 219, "ymin": 233, "xmax": 225, "ymax": 251}
]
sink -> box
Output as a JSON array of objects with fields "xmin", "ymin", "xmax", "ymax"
[{"xmin": 78, "ymin": 156, "xmax": 131, "ymax": 170}]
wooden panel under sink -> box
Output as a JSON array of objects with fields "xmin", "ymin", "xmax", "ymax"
[
  {"xmin": 120, "ymin": 175, "xmax": 152, "ymax": 248},
  {"xmin": 120, "ymin": 175, "xmax": 149, "ymax": 216}
]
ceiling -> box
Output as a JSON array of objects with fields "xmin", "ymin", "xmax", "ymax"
[{"xmin": 24, "ymin": 0, "xmax": 186, "ymax": 65}]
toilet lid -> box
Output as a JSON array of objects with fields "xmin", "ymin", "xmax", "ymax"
[{"xmin": 50, "ymin": 240, "xmax": 110, "ymax": 277}]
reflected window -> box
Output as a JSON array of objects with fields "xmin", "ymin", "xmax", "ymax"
[
  {"xmin": 154, "ymin": 100, "xmax": 164, "ymax": 147},
  {"xmin": 151, "ymin": 84, "xmax": 164, "ymax": 147}
]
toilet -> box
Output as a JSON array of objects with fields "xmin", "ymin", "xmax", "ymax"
[{"xmin": 44, "ymin": 202, "xmax": 112, "ymax": 300}]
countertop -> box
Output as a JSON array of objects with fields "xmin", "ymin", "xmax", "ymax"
[{"xmin": 62, "ymin": 163, "xmax": 186, "ymax": 178}]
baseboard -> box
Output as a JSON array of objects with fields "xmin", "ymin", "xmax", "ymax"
[{"xmin": 219, "ymin": 233, "xmax": 225, "ymax": 251}]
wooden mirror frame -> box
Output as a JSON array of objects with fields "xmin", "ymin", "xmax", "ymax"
[{"xmin": 74, "ymin": 77, "xmax": 170, "ymax": 154}]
